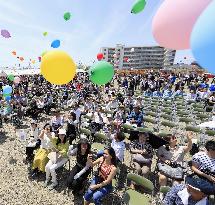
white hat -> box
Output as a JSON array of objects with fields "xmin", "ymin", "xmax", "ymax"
[{"xmin": 58, "ymin": 129, "xmax": 66, "ymax": 135}]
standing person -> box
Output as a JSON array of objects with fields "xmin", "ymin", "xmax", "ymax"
[
  {"xmin": 67, "ymin": 139, "xmax": 91, "ymax": 194},
  {"xmin": 32, "ymin": 124, "xmax": 55, "ymax": 176},
  {"xmin": 84, "ymin": 147, "xmax": 117, "ymax": 205},
  {"xmin": 44, "ymin": 129, "xmax": 69, "ymax": 189}
]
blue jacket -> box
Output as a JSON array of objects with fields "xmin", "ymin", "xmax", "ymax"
[{"xmin": 128, "ymin": 111, "xmax": 143, "ymax": 127}]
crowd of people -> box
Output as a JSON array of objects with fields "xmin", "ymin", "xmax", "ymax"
[{"xmin": 0, "ymin": 70, "xmax": 215, "ymax": 205}]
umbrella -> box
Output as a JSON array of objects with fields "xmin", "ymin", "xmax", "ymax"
[
  {"xmin": 129, "ymin": 130, "xmax": 168, "ymax": 149},
  {"xmin": 1, "ymin": 29, "xmax": 11, "ymax": 38}
]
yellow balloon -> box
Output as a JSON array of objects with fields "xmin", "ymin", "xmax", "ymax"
[{"xmin": 40, "ymin": 50, "xmax": 76, "ymax": 85}]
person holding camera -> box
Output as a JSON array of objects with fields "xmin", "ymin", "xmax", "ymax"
[
  {"xmin": 84, "ymin": 147, "xmax": 117, "ymax": 205},
  {"xmin": 157, "ymin": 132, "xmax": 193, "ymax": 189}
]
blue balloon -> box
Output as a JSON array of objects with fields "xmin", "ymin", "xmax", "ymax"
[
  {"xmin": 3, "ymin": 85, "xmax": 12, "ymax": 95},
  {"xmin": 191, "ymin": 1, "xmax": 215, "ymax": 73},
  {"xmin": 51, "ymin": 40, "xmax": 61, "ymax": 48},
  {"xmin": 5, "ymin": 95, "xmax": 11, "ymax": 102}
]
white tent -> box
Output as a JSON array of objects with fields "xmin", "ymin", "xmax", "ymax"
[{"xmin": 0, "ymin": 71, "xmax": 7, "ymax": 77}]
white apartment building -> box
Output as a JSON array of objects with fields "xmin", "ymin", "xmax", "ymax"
[{"xmin": 100, "ymin": 44, "xmax": 176, "ymax": 70}]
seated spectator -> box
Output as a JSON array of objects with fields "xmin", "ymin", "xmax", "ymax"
[
  {"xmin": 186, "ymin": 90, "xmax": 197, "ymax": 102},
  {"xmin": 32, "ymin": 124, "xmax": 55, "ymax": 176},
  {"xmin": 44, "ymin": 129, "xmax": 69, "ymax": 189},
  {"xmin": 50, "ymin": 109, "xmax": 64, "ymax": 134},
  {"xmin": 97, "ymin": 132, "xmax": 125, "ymax": 163},
  {"xmin": 25, "ymin": 121, "xmax": 41, "ymax": 162},
  {"xmin": 157, "ymin": 132, "xmax": 193, "ymax": 189},
  {"xmin": 65, "ymin": 112, "xmax": 77, "ymax": 145},
  {"xmin": 163, "ymin": 87, "xmax": 173, "ymax": 99},
  {"xmin": 130, "ymin": 132, "xmax": 153, "ymax": 178},
  {"xmin": 163, "ymin": 175, "xmax": 215, "ymax": 205},
  {"xmin": 191, "ymin": 140, "xmax": 215, "ymax": 191},
  {"xmin": 128, "ymin": 105, "xmax": 143, "ymax": 127},
  {"xmin": 84, "ymin": 147, "xmax": 117, "ymax": 205},
  {"xmin": 67, "ymin": 138, "xmax": 91, "ymax": 194}
]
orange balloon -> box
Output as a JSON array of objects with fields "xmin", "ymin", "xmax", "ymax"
[{"xmin": 12, "ymin": 51, "xmax": 16, "ymax": 55}]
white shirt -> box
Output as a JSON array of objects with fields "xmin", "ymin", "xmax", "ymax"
[
  {"xmin": 111, "ymin": 138, "xmax": 125, "ymax": 162},
  {"xmin": 40, "ymin": 132, "xmax": 55, "ymax": 149},
  {"xmin": 74, "ymin": 108, "xmax": 82, "ymax": 122},
  {"xmin": 29, "ymin": 127, "xmax": 40, "ymax": 140}
]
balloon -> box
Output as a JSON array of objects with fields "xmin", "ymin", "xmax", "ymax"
[
  {"xmin": 130, "ymin": 48, "xmax": 134, "ymax": 52},
  {"xmin": 51, "ymin": 40, "xmax": 61, "ymax": 48},
  {"xmin": 32, "ymin": 60, "xmax": 35, "ymax": 64},
  {"xmin": 184, "ymin": 57, "xmax": 187, "ymax": 59},
  {"xmin": 8, "ymin": 74, "xmax": 14, "ymax": 81},
  {"xmin": 97, "ymin": 53, "xmax": 104, "ymax": 61},
  {"xmin": 3, "ymin": 93, "xmax": 10, "ymax": 97},
  {"xmin": 64, "ymin": 12, "xmax": 71, "ymax": 21},
  {"xmin": 40, "ymin": 50, "xmax": 76, "ymax": 85},
  {"xmin": 3, "ymin": 85, "xmax": 12, "ymax": 94},
  {"xmin": 89, "ymin": 61, "xmax": 114, "ymax": 85},
  {"xmin": 131, "ymin": 0, "xmax": 146, "ymax": 14},
  {"xmin": 191, "ymin": 1, "xmax": 215, "ymax": 73},
  {"xmin": 12, "ymin": 51, "xmax": 16, "ymax": 55},
  {"xmin": 14, "ymin": 76, "xmax": 21, "ymax": 84},
  {"xmin": 38, "ymin": 56, "xmax": 41, "ymax": 62},
  {"xmin": 41, "ymin": 51, "xmax": 48, "ymax": 57},
  {"xmin": 19, "ymin": 57, "xmax": 24, "ymax": 61},
  {"xmin": 5, "ymin": 96, "xmax": 11, "ymax": 102},
  {"xmin": 1, "ymin": 29, "xmax": 11, "ymax": 38},
  {"xmin": 152, "ymin": 0, "xmax": 211, "ymax": 49},
  {"xmin": 43, "ymin": 32, "xmax": 48, "ymax": 36},
  {"xmin": 124, "ymin": 57, "xmax": 129, "ymax": 62}
]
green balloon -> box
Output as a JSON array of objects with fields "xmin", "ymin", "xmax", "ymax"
[
  {"xmin": 131, "ymin": 0, "xmax": 146, "ymax": 14},
  {"xmin": 43, "ymin": 32, "xmax": 48, "ymax": 36},
  {"xmin": 89, "ymin": 61, "xmax": 114, "ymax": 86},
  {"xmin": 8, "ymin": 74, "xmax": 14, "ymax": 81},
  {"xmin": 3, "ymin": 93, "xmax": 11, "ymax": 97},
  {"xmin": 64, "ymin": 12, "xmax": 71, "ymax": 21}
]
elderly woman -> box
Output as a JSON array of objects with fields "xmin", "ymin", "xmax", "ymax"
[
  {"xmin": 157, "ymin": 132, "xmax": 193, "ymax": 189},
  {"xmin": 31, "ymin": 123, "xmax": 55, "ymax": 176},
  {"xmin": 130, "ymin": 132, "xmax": 153, "ymax": 178},
  {"xmin": 44, "ymin": 129, "xmax": 69, "ymax": 189}
]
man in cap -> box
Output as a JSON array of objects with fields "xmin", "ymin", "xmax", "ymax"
[{"xmin": 163, "ymin": 175, "xmax": 215, "ymax": 205}]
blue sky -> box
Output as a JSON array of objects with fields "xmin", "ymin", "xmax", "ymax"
[{"xmin": 0, "ymin": 0, "xmax": 194, "ymax": 68}]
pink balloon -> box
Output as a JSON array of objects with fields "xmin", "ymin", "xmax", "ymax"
[
  {"xmin": 14, "ymin": 76, "xmax": 20, "ymax": 84},
  {"xmin": 152, "ymin": 0, "xmax": 211, "ymax": 49}
]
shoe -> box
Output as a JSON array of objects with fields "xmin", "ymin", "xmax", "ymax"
[
  {"xmin": 48, "ymin": 182, "xmax": 58, "ymax": 190},
  {"xmin": 159, "ymin": 193, "xmax": 164, "ymax": 201},
  {"xmin": 42, "ymin": 179, "xmax": 50, "ymax": 188}
]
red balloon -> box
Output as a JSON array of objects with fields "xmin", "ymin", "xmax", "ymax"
[
  {"xmin": 124, "ymin": 57, "xmax": 129, "ymax": 62},
  {"xmin": 97, "ymin": 53, "xmax": 104, "ymax": 61}
]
